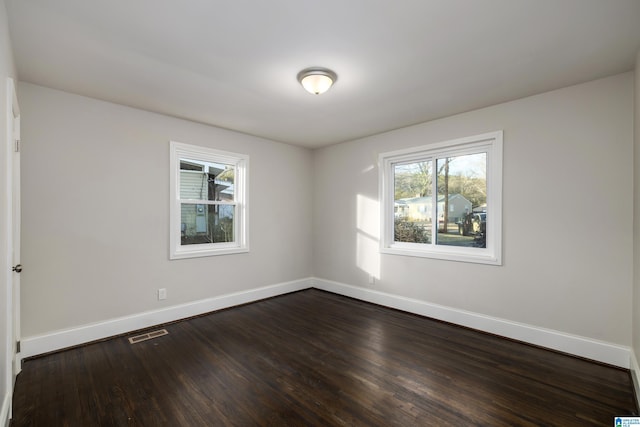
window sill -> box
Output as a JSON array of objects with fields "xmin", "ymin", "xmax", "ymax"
[
  {"xmin": 170, "ymin": 244, "xmax": 249, "ymax": 260},
  {"xmin": 381, "ymin": 244, "xmax": 501, "ymax": 265}
]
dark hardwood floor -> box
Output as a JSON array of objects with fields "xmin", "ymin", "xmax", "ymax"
[{"xmin": 11, "ymin": 289, "xmax": 638, "ymax": 426}]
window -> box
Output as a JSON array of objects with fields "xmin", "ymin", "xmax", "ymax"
[
  {"xmin": 170, "ymin": 141, "xmax": 248, "ymax": 259},
  {"xmin": 380, "ymin": 131, "xmax": 502, "ymax": 265}
]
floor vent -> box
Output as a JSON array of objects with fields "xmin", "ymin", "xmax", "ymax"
[{"xmin": 128, "ymin": 329, "xmax": 169, "ymax": 344}]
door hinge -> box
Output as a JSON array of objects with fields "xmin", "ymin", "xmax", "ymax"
[
  {"xmin": 14, "ymin": 139, "xmax": 20, "ymax": 153},
  {"xmin": 16, "ymin": 341, "xmax": 20, "ymax": 353}
]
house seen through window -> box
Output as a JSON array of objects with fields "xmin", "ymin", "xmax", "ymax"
[
  {"xmin": 394, "ymin": 152, "xmax": 487, "ymax": 247},
  {"xmin": 380, "ymin": 131, "xmax": 502, "ymax": 265},
  {"xmin": 179, "ymin": 159, "xmax": 235, "ymax": 245},
  {"xmin": 170, "ymin": 141, "xmax": 248, "ymax": 259}
]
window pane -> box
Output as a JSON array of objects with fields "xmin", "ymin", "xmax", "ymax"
[
  {"xmin": 181, "ymin": 203, "xmax": 235, "ymax": 245},
  {"xmin": 435, "ymin": 153, "xmax": 487, "ymax": 248},
  {"xmin": 179, "ymin": 158, "xmax": 235, "ymax": 201},
  {"xmin": 393, "ymin": 161, "xmax": 432, "ymax": 244}
]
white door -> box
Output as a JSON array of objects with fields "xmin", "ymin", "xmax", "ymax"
[
  {"xmin": 10, "ymin": 79, "xmax": 20, "ymax": 381},
  {"xmin": 7, "ymin": 77, "xmax": 21, "ymax": 385}
]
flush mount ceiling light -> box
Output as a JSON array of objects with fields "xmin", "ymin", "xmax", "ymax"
[{"xmin": 297, "ymin": 67, "xmax": 338, "ymax": 95}]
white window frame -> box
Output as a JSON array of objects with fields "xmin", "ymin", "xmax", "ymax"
[
  {"xmin": 170, "ymin": 141, "xmax": 249, "ymax": 259},
  {"xmin": 379, "ymin": 131, "xmax": 503, "ymax": 265}
]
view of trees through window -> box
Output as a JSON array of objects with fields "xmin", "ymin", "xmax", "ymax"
[{"xmin": 393, "ymin": 152, "xmax": 487, "ymax": 248}]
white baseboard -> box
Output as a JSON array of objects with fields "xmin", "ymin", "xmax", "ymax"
[
  {"xmin": 20, "ymin": 276, "xmax": 632, "ymax": 369},
  {"xmin": 1, "ymin": 391, "xmax": 10, "ymax": 427},
  {"xmin": 21, "ymin": 278, "xmax": 313, "ymax": 359},
  {"xmin": 630, "ymin": 351, "xmax": 640, "ymax": 408},
  {"xmin": 311, "ymin": 277, "xmax": 631, "ymax": 368}
]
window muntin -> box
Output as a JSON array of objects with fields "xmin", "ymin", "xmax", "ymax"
[
  {"xmin": 170, "ymin": 142, "xmax": 248, "ymax": 259},
  {"xmin": 381, "ymin": 131, "xmax": 502, "ymax": 265}
]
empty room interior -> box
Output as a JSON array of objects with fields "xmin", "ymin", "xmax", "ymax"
[{"xmin": 3, "ymin": 0, "xmax": 640, "ymax": 425}]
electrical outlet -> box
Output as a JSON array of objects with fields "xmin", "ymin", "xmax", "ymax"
[
  {"xmin": 158, "ymin": 288, "xmax": 167, "ymax": 300},
  {"xmin": 368, "ymin": 275, "xmax": 375, "ymax": 285}
]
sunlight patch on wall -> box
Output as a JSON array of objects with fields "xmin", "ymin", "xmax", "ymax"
[{"xmin": 357, "ymin": 194, "xmax": 380, "ymax": 280}]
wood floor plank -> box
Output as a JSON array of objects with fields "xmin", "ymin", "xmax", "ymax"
[{"xmin": 11, "ymin": 289, "xmax": 638, "ymax": 426}]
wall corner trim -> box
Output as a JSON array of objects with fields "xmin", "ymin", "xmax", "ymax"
[
  {"xmin": 21, "ymin": 278, "xmax": 314, "ymax": 359},
  {"xmin": 311, "ymin": 277, "xmax": 632, "ymax": 368}
]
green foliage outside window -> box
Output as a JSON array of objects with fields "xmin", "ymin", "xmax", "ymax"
[{"xmin": 394, "ymin": 218, "xmax": 430, "ymax": 244}]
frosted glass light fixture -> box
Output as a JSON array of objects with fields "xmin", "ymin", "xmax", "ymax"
[{"xmin": 297, "ymin": 67, "xmax": 337, "ymax": 95}]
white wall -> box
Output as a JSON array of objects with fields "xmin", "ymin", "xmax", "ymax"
[
  {"xmin": 313, "ymin": 73, "xmax": 634, "ymax": 349},
  {"xmin": 19, "ymin": 83, "xmax": 313, "ymax": 339}
]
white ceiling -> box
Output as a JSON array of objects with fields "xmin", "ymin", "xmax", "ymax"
[{"xmin": 6, "ymin": 0, "xmax": 640, "ymax": 148}]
